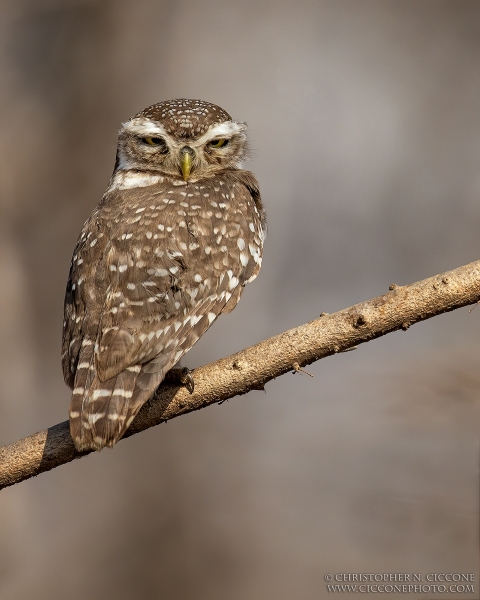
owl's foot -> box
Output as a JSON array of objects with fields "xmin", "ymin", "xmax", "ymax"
[
  {"xmin": 179, "ymin": 367, "xmax": 195, "ymax": 394},
  {"xmin": 164, "ymin": 367, "xmax": 195, "ymax": 394}
]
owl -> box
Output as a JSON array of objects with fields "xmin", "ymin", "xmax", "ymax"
[{"xmin": 62, "ymin": 99, "xmax": 266, "ymax": 452}]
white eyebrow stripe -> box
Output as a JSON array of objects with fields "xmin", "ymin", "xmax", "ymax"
[
  {"xmin": 195, "ymin": 121, "xmax": 247, "ymax": 144},
  {"xmin": 121, "ymin": 118, "xmax": 168, "ymax": 138},
  {"xmin": 121, "ymin": 118, "xmax": 246, "ymax": 147}
]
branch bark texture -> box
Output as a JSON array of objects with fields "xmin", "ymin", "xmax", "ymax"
[{"xmin": 1, "ymin": 259, "xmax": 480, "ymax": 490}]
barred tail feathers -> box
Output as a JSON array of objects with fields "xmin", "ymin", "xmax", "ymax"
[
  {"xmin": 69, "ymin": 353, "xmax": 180, "ymax": 451},
  {"xmin": 69, "ymin": 341, "xmax": 96, "ymax": 448},
  {"xmin": 69, "ymin": 352, "xmax": 141, "ymax": 451}
]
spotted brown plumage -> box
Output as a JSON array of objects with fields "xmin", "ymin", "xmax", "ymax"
[{"xmin": 62, "ymin": 99, "xmax": 266, "ymax": 451}]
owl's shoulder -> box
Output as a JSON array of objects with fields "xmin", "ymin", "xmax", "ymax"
[
  {"xmin": 226, "ymin": 169, "xmax": 260, "ymax": 193},
  {"xmin": 221, "ymin": 169, "xmax": 266, "ymax": 230}
]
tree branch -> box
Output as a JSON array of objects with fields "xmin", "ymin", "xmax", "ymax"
[{"xmin": 1, "ymin": 259, "xmax": 480, "ymax": 490}]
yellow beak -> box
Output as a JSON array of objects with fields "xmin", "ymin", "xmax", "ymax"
[{"xmin": 180, "ymin": 149, "xmax": 193, "ymax": 181}]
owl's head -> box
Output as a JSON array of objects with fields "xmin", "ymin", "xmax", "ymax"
[{"xmin": 116, "ymin": 99, "xmax": 248, "ymax": 182}]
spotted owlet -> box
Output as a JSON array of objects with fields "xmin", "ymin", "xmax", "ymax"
[{"xmin": 62, "ymin": 99, "xmax": 266, "ymax": 452}]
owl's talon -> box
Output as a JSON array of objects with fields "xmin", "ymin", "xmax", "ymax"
[
  {"xmin": 179, "ymin": 367, "xmax": 195, "ymax": 394},
  {"xmin": 164, "ymin": 367, "xmax": 195, "ymax": 393}
]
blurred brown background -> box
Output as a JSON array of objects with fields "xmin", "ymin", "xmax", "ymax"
[{"xmin": 1, "ymin": 1, "xmax": 479, "ymax": 598}]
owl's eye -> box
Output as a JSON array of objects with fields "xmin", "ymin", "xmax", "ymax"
[
  {"xmin": 209, "ymin": 138, "xmax": 228, "ymax": 148},
  {"xmin": 142, "ymin": 136, "xmax": 167, "ymax": 149}
]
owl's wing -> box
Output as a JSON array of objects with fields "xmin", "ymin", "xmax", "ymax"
[
  {"xmin": 62, "ymin": 212, "xmax": 110, "ymax": 389},
  {"xmin": 215, "ymin": 169, "xmax": 266, "ymax": 314}
]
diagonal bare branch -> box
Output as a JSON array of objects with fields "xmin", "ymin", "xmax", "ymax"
[{"xmin": 1, "ymin": 259, "xmax": 480, "ymax": 491}]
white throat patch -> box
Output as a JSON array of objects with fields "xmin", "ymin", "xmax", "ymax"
[{"xmin": 108, "ymin": 170, "xmax": 164, "ymax": 191}]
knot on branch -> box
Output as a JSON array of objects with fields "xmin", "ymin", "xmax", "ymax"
[
  {"xmin": 353, "ymin": 313, "xmax": 367, "ymax": 328},
  {"xmin": 232, "ymin": 359, "xmax": 247, "ymax": 371}
]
